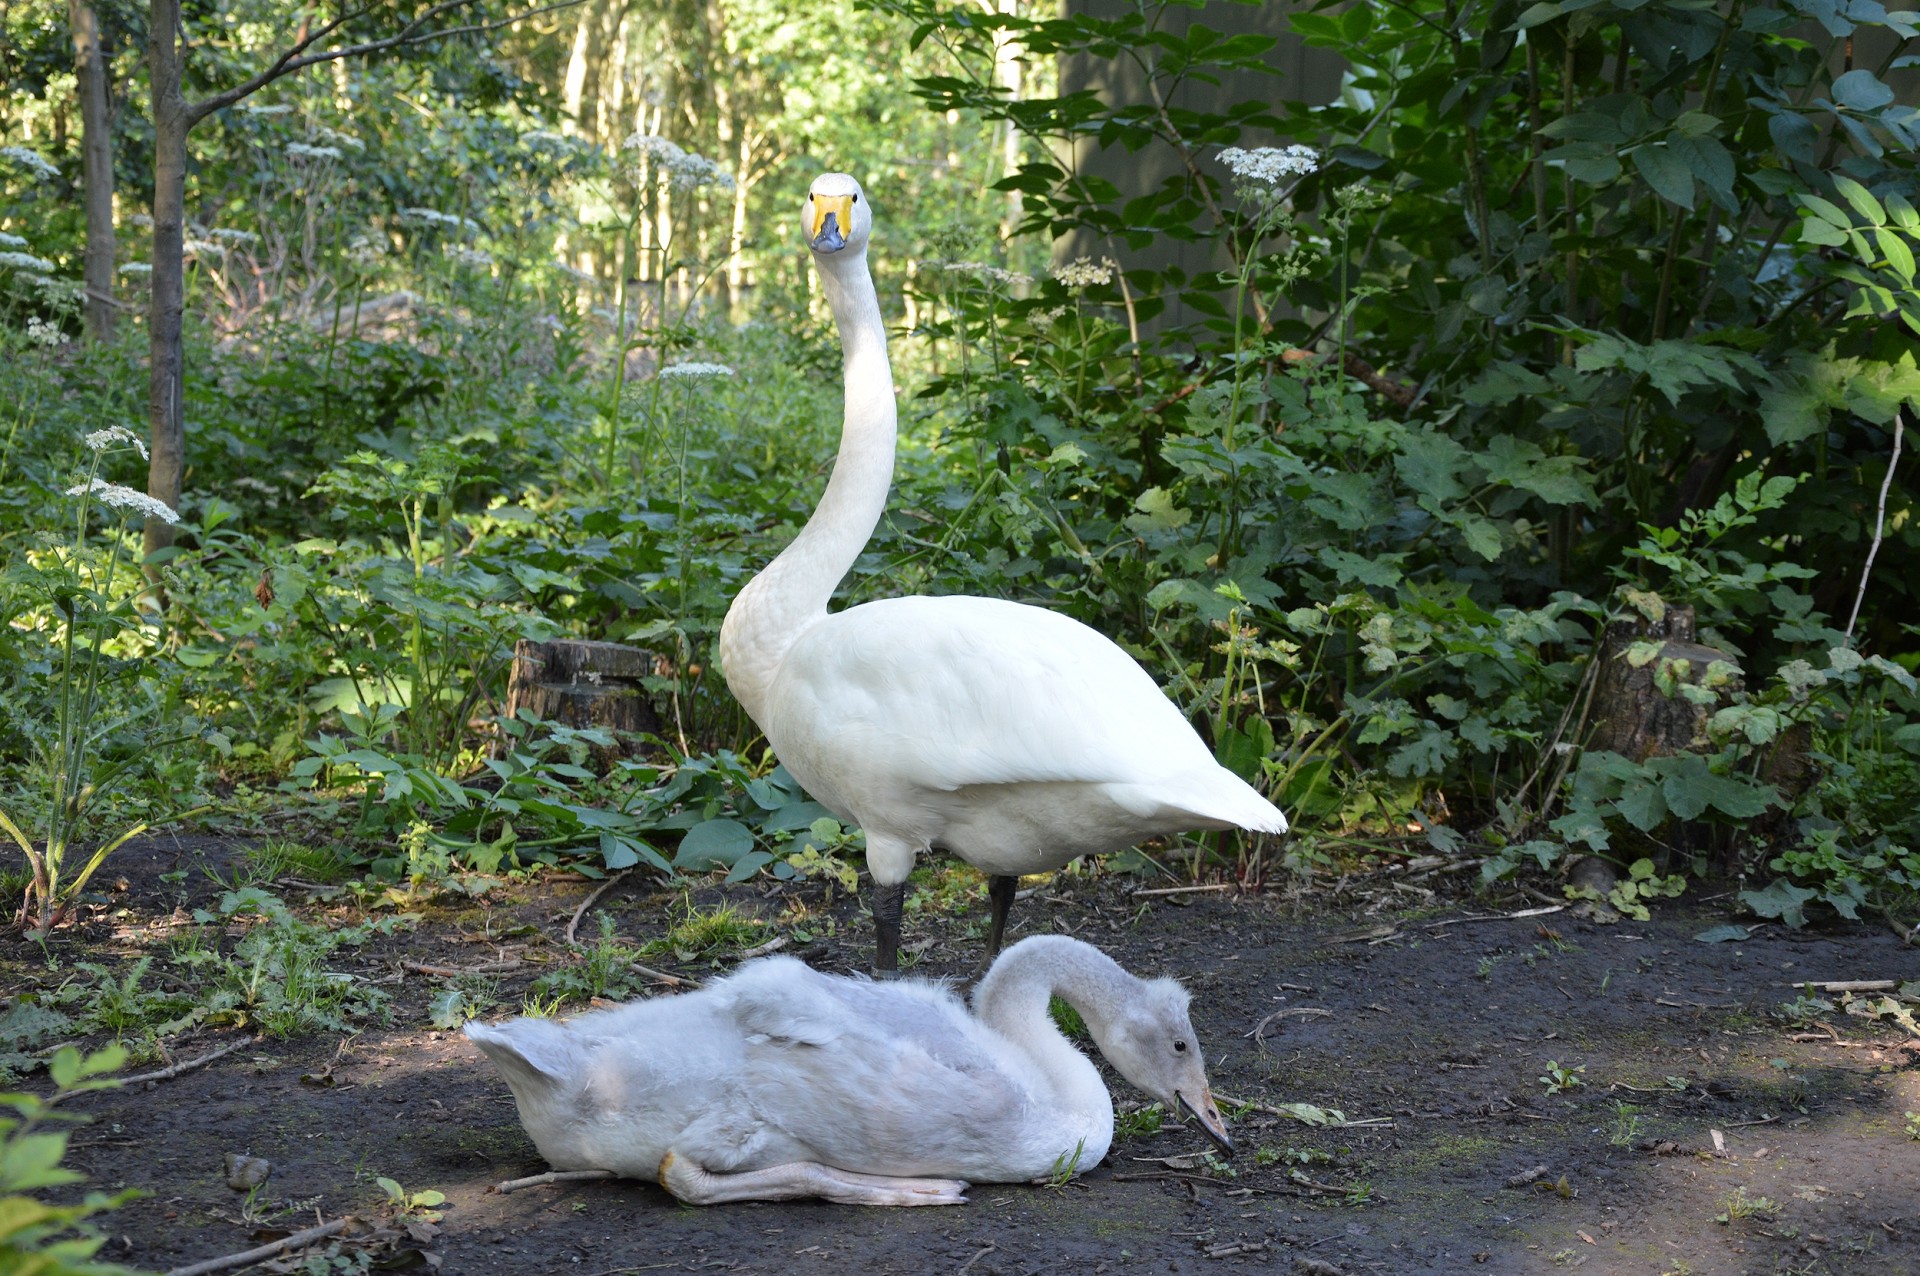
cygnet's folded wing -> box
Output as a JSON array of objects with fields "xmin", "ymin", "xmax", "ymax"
[{"xmin": 722, "ymin": 959, "xmax": 1039, "ymax": 1178}]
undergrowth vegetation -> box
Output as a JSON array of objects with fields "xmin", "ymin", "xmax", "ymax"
[{"xmin": 2, "ymin": 0, "xmax": 1917, "ymax": 965}]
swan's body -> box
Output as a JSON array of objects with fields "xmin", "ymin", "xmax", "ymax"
[
  {"xmin": 720, "ymin": 174, "xmax": 1287, "ymax": 970},
  {"xmin": 466, "ymin": 935, "xmax": 1231, "ymax": 1206}
]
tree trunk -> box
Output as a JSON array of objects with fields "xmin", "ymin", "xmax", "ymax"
[
  {"xmin": 146, "ymin": 0, "xmax": 189, "ymax": 570},
  {"xmin": 69, "ymin": 0, "xmax": 116, "ymax": 343}
]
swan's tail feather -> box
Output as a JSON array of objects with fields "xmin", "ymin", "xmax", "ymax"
[
  {"xmin": 1107, "ymin": 767, "xmax": 1289, "ymax": 836},
  {"xmin": 466, "ymin": 1019, "xmax": 580, "ymax": 1097}
]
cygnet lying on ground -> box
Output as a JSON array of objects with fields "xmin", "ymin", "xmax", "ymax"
[{"xmin": 466, "ymin": 933, "xmax": 1232, "ymax": 1206}]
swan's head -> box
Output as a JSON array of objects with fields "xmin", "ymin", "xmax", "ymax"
[
  {"xmin": 1095, "ymin": 977, "xmax": 1234, "ymax": 1158},
  {"xmin": 803, "ymin": 173, "xmax": 870, "ymax": 256}
]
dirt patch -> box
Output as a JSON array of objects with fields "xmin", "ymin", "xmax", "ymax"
[{"xmin": 10, "ymin": 842, "xmax": 1920, "ymax": 1276}]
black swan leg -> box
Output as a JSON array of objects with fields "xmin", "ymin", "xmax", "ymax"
[{"xmin": 871, "ymin": 879, "xmax": 906, "ymax": 976}]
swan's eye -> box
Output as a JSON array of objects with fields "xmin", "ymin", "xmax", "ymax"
[
  {"xmin": 807, "ymin": 193, "xmax": 815, "ymax": 201},
  {"xmin": 852, "ymin": 194, "xmax": 860, "ymax": 203},
  {"xmin": 1174, "ymin": 1040, "xmax": 1187, "ymax": 1053}
]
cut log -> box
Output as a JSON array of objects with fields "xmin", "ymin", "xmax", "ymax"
[
  {"xmin": 504, "ymin": 639, "xmax": 661, "ymax": 761},
  {"xmin": 1589, "ymin": 603, "xmax": 1740, "ymax": 762}
]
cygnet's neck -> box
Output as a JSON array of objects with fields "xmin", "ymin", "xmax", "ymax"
[
  {"xmin": 973, "ymin": 937, "xmax": 1134, "ymax": 1155},
  {"xmin": 718, "ymin": 244, "xmax": 896, "ymax": 722}
]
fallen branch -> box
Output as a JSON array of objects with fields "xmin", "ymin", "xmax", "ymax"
[
  {"xmin": 163, "ymin": 1217, "xmax": 353, "ymax": 1276},
  {"xmin": 956, "ymin": 1242, "xmax": 996, "ymax": 1276},
  {"xmin": 1777, "ymin": 979, "xmax": 1898, "ymax": 993},
  {"xmin": 1131, "ymin": 883, "xmax": 1237, "ymax": 898},
  {"xmin": 402, "ymin": 958, "xmax": 524, "ymax": 978},
  {"xmin": 565, "ymin": 869, "xmax": 633, "ymax": 946},
  {"xmin": 630, "ymin": 961, "xmax": 699, "ymax": 988},
  {"xmin": 1246, "ymin": 1007, "xmax": 1333, "ymax": 1042},
  {"xmin": 737, "ymin": 935, "xmax": 788, "ymax": 959},
  {"xmin": 1421, "ymin": 904, "xmax": 1567, "ymax": 928},
  {"xmin": 493, "ymin": 1168, "xmax": 618, "ymax": 1194},
  {"xmin": 123, "ymin": 1038, "xmax": 250, "ymax": 1087}
]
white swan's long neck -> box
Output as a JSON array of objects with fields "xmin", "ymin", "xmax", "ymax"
[
  {"xmin": 719, "ymin": 245, "xmax": 896, "ymax": 723},
  {"xmin": 973, "ymin": 937, "xmax": 1128, "ymax": 1161}
]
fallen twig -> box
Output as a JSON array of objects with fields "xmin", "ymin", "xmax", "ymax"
[
  {"xmin": 565, "ymin": 870, "xmax": 633, "ymax": 946},
  {"xmin": 121, "ymin": 1038, "xmax": 250, "ymax": 1089},
  {"xmin": 1109, "ymin": 1171, "xmax": 1289, "ymax": 1194},
  {"xmin": 493, "ymin": 1168, "xmax": 618, "ymax": 1194},
  {"xmin": 1776, "ymin": 979, "xmax": 1898, "ymax": 993},
  {"xmin": 1421, "ymin": 904, "xmax": 1567, "ymax": 928},
  {"xmin": 629, "ymin": 961, "xmax": 699, "ymax": 988},
  {"xmin": 1246, "ymin": 1007, "xmax": 1333, "ymax": 1042},
  {"xmin": 163, "ymin": 1216, "xmax": 353, "ymax": 1276},
  {"xmin": 738, "ymin": 935, "xmax": 788, "ymax": 959},
  {"xmin": 956, "ymin": 1242, "xmax": 996, "ymax": 1275},
  {"xmin": 1131, "ymin": 883, "xmax": 1237, "ymax": 899},
  {"xmin": 402, "ymin": 958, "xmax": 524, "ymax": 978}
]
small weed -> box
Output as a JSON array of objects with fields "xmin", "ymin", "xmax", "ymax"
[
  {"xmin": 243, "ymin": 839, "xmax": 355, "ymax": 886},
  {"xmin": 1540, "ymin": 1060, "xmax": 1586, "ymax": 1095},
  {"xmin": 1257, "ymin": 1145, "xmax": 1331, "ymax": 1168},
  {"xmin": 1605, "ymin": 1100, "xmax": 1644, "ymax": 1147},
  {"xmin": 375, "ymin": 1176, "xmax": 446, "ymax": 1220},
  {"xmin": 1904, "ymin": 1111, "xmax": 1919, "ymax": 1140},
  {"xmin": 1115, "ymin": 1104, "xmax": 1164, "ymax": 1139},
  {"xmin": 533, "ymin": 915, "xmax": 652, "ymax": 1006},
  {"xmin": 1776, "ymin": 990, "xmax": 1836, "ymax": 1028},
  {"xmin": 1340, "ymin": 1180, "xmax": 1372, "ymax": 1207},
  {"xmin": 1046, "ymin": 1138, "xmax": 1087, "ymax": 1187},
  {"xmin": 1199, "ymin": 1151, "xmax": 1236, "ymax": 1179},
  {"xmin": 1715, "ymin": 1186, "xmax": 1778, "ymax": 1224},
  {"xmin": 1476, "ymin": 955, "xmax": 1503, "ymax": 980}
]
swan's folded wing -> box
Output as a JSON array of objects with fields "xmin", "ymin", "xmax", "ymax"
[{"xmin": 784, "ymin": 595, "xmax": 1219, "ymax": 791}]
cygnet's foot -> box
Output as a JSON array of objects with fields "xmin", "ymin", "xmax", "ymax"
[{"xmin": 661, "ymin": 1151, "xmax": 967, "ymax": 1207}]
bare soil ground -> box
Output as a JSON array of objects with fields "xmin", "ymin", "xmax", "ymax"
[{"xmin": 10, "ymin": 834, "xmax": 1920, "ymax": 1276}]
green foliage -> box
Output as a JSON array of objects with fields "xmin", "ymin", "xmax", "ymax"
[{"xmin": 0, "ymin": 1044, "xmax": 141, "ymax": 1276}]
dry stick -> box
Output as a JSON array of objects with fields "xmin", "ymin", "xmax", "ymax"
[
  {"xmin": 494, "ymin": 1168, "xmax": 617, "ymax": 1194},
  {"xmin": 565, "ymin": 869, "xmax": 633, "ymax": 946},
  {"xmin": 162, "ymin": 1217, "xmax": 352, "ymax": 1276},
  {"xmin": 1776, "ymin": 979, "xmax": 1897, "ymax": 992},
  {"xmin": 1422, "ymin": 904, "xmax": 1567, "ymax": 928},
  {"xmin": 402, "ymin": 958, "xmax": 523, "ymax": 978},
  {"xmin": 1131, "ymin": 883, "xmax": 1237, "ymax": 899},
  {"xmin": 1846, "ymin": 406, "xmax": 1907, "ymax": 643},
  {"xmin": 629, "ymin": 961, "xmax": 699, "ymax": 988},
  {"xmin": 956, "ymin": 1243, "xmax": 996, "ymax": 1276},
  {"xmin": 122, "ymin": 1038, "xmax": 249, "ymax": 1087}
]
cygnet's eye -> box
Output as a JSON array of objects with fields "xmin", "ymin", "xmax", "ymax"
[{"xmin": 1174, "ymin": 1040, "xmax": 1188, "ymax": 1053}]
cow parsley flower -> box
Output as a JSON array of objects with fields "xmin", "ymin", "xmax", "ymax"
[
  {"xmin": 120, "ymin": 262, "xmax": 153, "ymax": 276},
  {"xmin": 208, "ymin": 228, "xmax": 259, "ymax": 245},
  {"xmin": 84, "ymin": 425, "xmax": 148, "ymax": 459},
  {"xmin": 1218, "ymin": 145, "xmax": 1319, "ymax": 186},
  {"xmin": 398, "ymin": 207, "xmax": 481, "ymax": 234},
  {"xmin": 286, "ymin": 142, "xmax": 343, "ymax": 162},
  {"xmin": 1, "ymin": 146, "xmax": 59, "ymax": 180},
  {"xmin": 183, "ymin": 238, "xmax": 227, "ymax": 257},
  {"xmin": 935, "ymin": 261, "xmax": 1033, "ymax": 288},
  {"xmin": 659, "ymin": 361, "xmax": 735, "ymax": 378},
  {"xmin": 0, "ymin": 250, "xmax": 57, "ymax": 274},
  {"xmin": 238, "ymin": 102, "xmax": 293, "ymax": 116},
  {"xmin": 67, "ymin": 478, "xmax": 179, "ymax": 524},
  {"xmin": 0, "ymin": 231, "xmax": 27, "ymax": 248},
  {"xmin": 622, "ymin": 134, "xmax": 736, "ymax": 190},
  {"xmin": 310, "ymin": 126, "xmax": 364, "ymax": 152},
  {"xmin": 27, "ymin": 316, "xmax": 64, "ymax": 347},
  {"xmin": 445, "ymin": 244, "xmax": 494, "ymax": 268},
  {"xmin": 1051, "ymin": 256, "xmax": 1117, "ymax": 289}
]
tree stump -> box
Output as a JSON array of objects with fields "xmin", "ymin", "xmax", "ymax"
[
  {"xmin": 503, "ymin": 639, "xmax": 662, "ymax": 761},
  {"xmin": 1589, "ymin": 603, "xmax": 1740, "ymax": 762}
]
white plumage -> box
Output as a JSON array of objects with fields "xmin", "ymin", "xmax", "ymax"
[
  {"xmin": 719, "ymin": 173, "xmax": 1287, "ymax": 970},
  {"xmin": 466, "ymin": 934, "xmax": 1232, "ymax": 1206}
]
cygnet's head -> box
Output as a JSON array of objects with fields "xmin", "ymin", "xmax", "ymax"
[
  {"xmin": 802, "ymin": 173, "xmax": 871, "ymax": 256},
  {"xmin": 1095, "ymin": 977, "xmax": 1233, "ymax": 1157}
]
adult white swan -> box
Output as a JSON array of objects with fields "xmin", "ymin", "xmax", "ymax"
[
  {"xmin": 719, "ymin": 173, "xmax": 1288, "ymax": 972},
  {"xmin": 466, "ymin": 934, "xmax": 1232, "ymax": 1205}
]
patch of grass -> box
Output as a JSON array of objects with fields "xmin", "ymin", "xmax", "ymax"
[
  {"xmin": 1606, "ymin": 1100, "xmax": 1645, "ymax": 1147},
  {"xmin": 533, "ymin": 914, "xmax": 654, "ymax": 1006},
  {"xmin": 643, "ymin": 899, "xmax": 766, "ymax": 961},
  {"xmin": 1715, "ymin": 1186, "xmax": 1778, "ymax": 1223},
  {"xmin": 1049, "ymin": 996, "xmax": 1087, "ymax": 1041},
  {"xmin": 1114, "ymin": 1104, "xmax": 1163, "ymax": 1139},
  {"xmin": 242, "ymin": 839, "xmax": 356, "ymax": 886}
]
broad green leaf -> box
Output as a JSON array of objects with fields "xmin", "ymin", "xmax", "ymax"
[
  {"xmin": 674, "ymin": 818, "xmax": 756, "ymax": 870},
  {"xmin": 1833, "ymin": 173, "xmax": 1886, "ymax": 225},
  {"xmin": 1875, "ymin": 227, "xmax": 1916, "ymax": 284},
  {"xmin": 1768, "ymin": 112, "xmax": 1819, "ymax": 164},
  {"xmin": 1741, "ymin": 879, "xmax": 1818, "ymax": 928},
  {"xmin": 1633, "ymin": 144, "xmax": 1695, "ymax": 209},
  {"xmin": 1831, "ymin": 68, "xmax": 1896, "ymax": 112}
]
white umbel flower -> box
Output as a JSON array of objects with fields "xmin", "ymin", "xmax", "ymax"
[
  {"xmin": 1, "ymin": 146, "xmax": 58, "ymax": 180},
  {"xmin": 68, "ymin": 478, "xmax": 180, "ymax": 524},
  {"xmin": 659, "ymin": 361, "xmax": 735, "ymax": 378},
  {"xmin": 0, "ymin": 231, "xmax": 27, "ymax": 248},
  {"xmin": 1051, "ymin": 256, "xmax": 1117, "ymax": 289},
  {"xmin": 286, "ymin": 142, "xmax": 343, "ymax": 161},
  {"xmin": 27, "ymin": 316, "xmax": 64, "ymax": 347},
  {"xmin": 0, "ymin": 250, "xmax": 57, "ymax": 273},
  {"xmin": 84, "ymin": 426, "xmax": 148, "ymax": 459},
  {"xmin": 1218, "ymin": 145, "xmax": 1319, "ymax": 186},
  {"xmin": 935, "ymin": 261, "xmax": 1033, "ymax": 288},
  {"xmin": 622, "ymin": 134, "xmax": 736, "ymax": 190}
]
